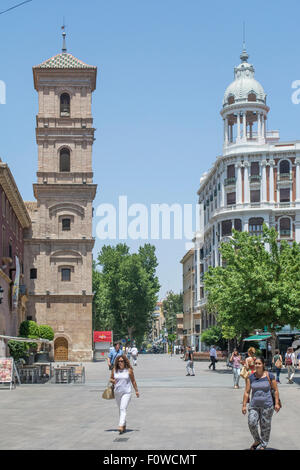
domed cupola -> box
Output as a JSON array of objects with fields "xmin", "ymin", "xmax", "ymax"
[
  {"xmin": 220, "ymin": 48, "xmax": 269, "ymax": 151},
  {"xmin": 223, "ymin": 49, "xmax": 266, "ymax": 107}
]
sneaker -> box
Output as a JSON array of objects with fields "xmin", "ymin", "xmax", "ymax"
[
  {"xmin": 186, "ymin": 374, "xmax": 190, "ymax": 376},
  {"xmin": 191, "ymin": 374, "xmax": 195, "ymax": 376}
]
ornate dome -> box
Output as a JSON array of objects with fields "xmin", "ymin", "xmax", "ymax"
[{"xmin": 223, "ymin": 49, "xmax": 266, "ymax": 107}]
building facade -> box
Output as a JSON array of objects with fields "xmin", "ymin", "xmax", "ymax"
[
  {"xmin": 151, "ymin": 301, "xmax": 165, "ymax": 342},
  {"xmin": 180, "ymin": 248, "xmax": 201, "ymax": 349},
  {"xmin": 0, "ymin": 160, "xmax": 31, "ymax": 355},
  {"xmin": 24, "ymin": 41, "xmax": 97, "ymax": 361},
  {"xmin": 193, "ymin": 47, "xmax": 300, "ymax": 350}
]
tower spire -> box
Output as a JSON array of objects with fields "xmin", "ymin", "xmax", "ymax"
[
  {"xmin": 240, "ymin": 21, "xmax": 248, "ymax": 62},
  {"xmin": 61, "ymin": 21, "xmax": 67, "ymax": 53}
]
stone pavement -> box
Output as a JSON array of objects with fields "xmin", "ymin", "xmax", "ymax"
[{"xmin": 0, "ymin": 354, "xmax": 299, "ymax": 450}]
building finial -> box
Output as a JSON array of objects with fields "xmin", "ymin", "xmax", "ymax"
[
  {"xmin": 61, "ymin": 20, "xmax": 67, "ymax": 53},
  {"xmin": 240, "ymin": 21, "xmax": 248, "ymax": 62}
]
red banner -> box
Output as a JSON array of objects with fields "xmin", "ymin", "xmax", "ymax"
[{"xmin": 93, "ymin": 331, "xmax": 112, "ymax": 343}]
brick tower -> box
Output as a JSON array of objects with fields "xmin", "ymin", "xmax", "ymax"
[{"xmin": 24, "ymin": 33, "xmax": 97, "ymax": 361}]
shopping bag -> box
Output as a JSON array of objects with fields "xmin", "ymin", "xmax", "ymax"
[
  {"xmin": 102, "ymin": 382, "xmax": 115, "ymax": 400},
  {"xmin": 240, "ymin": 366, "xmax": 249, "ymax": 380}
]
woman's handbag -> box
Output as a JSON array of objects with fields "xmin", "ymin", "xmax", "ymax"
[
  {"xmin": 267, "ymin": 373, "xmax": 282, "ymax": 409},
  {"xmin": 240, "ymin": 366, "xmax": 249, "ymax": 380},
  {"xmin": 102, "ymin": 382, "xmax": 115, "ymax": 400}
]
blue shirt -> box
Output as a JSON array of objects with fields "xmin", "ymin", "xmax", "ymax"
[
  {"xmin": 210, "ymin": 348, "xmax": 217, "ymax": 357},
  {"xmin": 108, "ymin": 348, "xmax": 123, "ymax": 365}
]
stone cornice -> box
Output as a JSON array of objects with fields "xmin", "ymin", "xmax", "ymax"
[
  {"xmin": 27, "ymin": 294, "xmax": 93, "ymax": 302},
  {"xmin": 33, "ymin": 183, "xmax": 97, "ymax": 199},
  {"xmin": 24, "ymin": 237, "xmax": 95, "ymax": 246},
  {"xmin": 0, "ymin": 164, "xmax": 31, "ymax": 228}
]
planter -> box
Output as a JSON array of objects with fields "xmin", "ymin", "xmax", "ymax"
[{"xmin": 35, "ymin": 352, "xmax": 50, "ymax": 363}]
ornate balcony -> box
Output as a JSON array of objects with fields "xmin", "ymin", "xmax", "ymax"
[
  {"xmin": 224, "ymin": 177, "xmax": 236, "ymax": 186},
  {"xmin": 250, "ymin": 175, "xmax": 261, "ymax": 183}
]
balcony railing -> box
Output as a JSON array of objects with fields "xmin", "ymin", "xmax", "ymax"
[
  {"xmin": 278, "ymin": 173, "xmax": 291, "ymax": 180},
  {"xmin": 250, "ymin": 175, "xmax": 261, "ymax": 183},
  {"xmin": 280, "ymin": 230, "xmax": 291, "ymax": 237},
  {"xmin": 224, "ymin": 177, "xmax": 236, "ymax": 186}
]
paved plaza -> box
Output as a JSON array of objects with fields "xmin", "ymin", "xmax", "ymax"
[{"xmin": 0, "ymin": 354, "xmax": 299, "ymax": 450}]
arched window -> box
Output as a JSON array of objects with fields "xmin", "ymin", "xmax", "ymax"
[
  {"xmin": 279, "ymin": 160, "xmax": 290, "ymax": 175},
  {"xmin": 60, "ymin": 93, "xmax": 70, "ymax": 117},
  {"xmin": 228, "ymin": 95, "xmax": 235, "ymax": 105},
  {"xmin": 249, "ymin": 217, "xmax": 264, "ymax": 236},
  {"xmin": 248, "ymin": 92, "xmax": 257, "ymax": 102},
  {"xmin": 234, "ymin": 219, "xmax": 242, "ymax": 231},
  {"xmin": 59, "ymin": 148, "xmax": 70, "ymax": 172},
  {"xmin": 279, "ymin": 218, "xmax": 291, "ymax": 237}
]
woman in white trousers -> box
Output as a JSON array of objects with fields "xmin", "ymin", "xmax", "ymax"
[{"xmin": 110, "ymin": 355, "xmax": 139, "ymax": 434}]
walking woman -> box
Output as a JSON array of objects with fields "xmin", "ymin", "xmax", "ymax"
[
  {"xmin": 245, "ymin": 347, "xmax": 256, "ymax": 375},
  {"xmin": 242, "ymin": 357, "xmax": 281, "ymax": 450},
  {"xmin": 272, "ymin": 349, "xmax": 283, "ymax": 383},
  {"xmin": 285, "ymin": 347, "xmax": 296, "ymax": 384},
  {"xmin": 110, "ymin": 355, "xmax": 139, "ymax": 434},
  {"xmin": 230, "ymin": 348, "xmax": 241, "ymax": 389}
]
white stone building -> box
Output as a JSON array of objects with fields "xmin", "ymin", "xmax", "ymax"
[{"xmin": 193, "ymin": 47, "xmax": 300, "ymax": 351}]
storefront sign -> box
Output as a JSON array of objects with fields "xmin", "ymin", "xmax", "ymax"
[{"xmin": 93, "ymin": 331, "xmax": 112, "ymax": 343}]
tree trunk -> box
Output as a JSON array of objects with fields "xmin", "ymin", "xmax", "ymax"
[
  {"xmin": 270, "ymin": 331, "xmax": 277, "ymax": 358},
  {"xmin": 128, "ymin": 327, "xmax": 134, "ymax": 342}
]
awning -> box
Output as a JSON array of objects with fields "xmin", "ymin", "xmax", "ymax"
[
  {"xmin": 0, "ymin": 335, "xmax": 50, "ymax": 344},
  {"xmin": 243, "ymin": 334, "xmax": 272, "ymax": 342}
]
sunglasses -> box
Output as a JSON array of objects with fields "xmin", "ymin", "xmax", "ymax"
[{"xmin": 118, "ymin": 359, "xmax": 124, "ymax": 363}]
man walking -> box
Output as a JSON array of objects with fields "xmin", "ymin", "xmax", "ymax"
[
  {"xmin": 208, "ymin": 345, "xmax": 217, "ymax": 371},
  {"xmin": 107, "ymin": 342, "xmax": 123, "ymax": 370},
  {"xmin": 185, "ymin": 346, "xmax": 195, "ymax": 376},
  {"xmin": 131, "ymin": 345, "xmax": 138, "ymax": 366},
  {"xmin": 285, "ymin": 347, "xmax": 296, "ymax": 383}
]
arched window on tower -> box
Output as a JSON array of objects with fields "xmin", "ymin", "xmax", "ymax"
[
  {"xmin": 248, "ymin": 92, "xmax": 257, "ymax": 102},
  {"xmin": 279, "ymin": 217, "xmax": 291, "ymax": 238},
  {"xmin": 60, "ymin": 93, "xmax": 70, "ymax": 117},
  {"xmin": 59, "ymin": 148, "xmax": 70, "ymax": 172},
  {"xmin": 279, "ymin": 160, "xmax": 290, "ymax": 179}
]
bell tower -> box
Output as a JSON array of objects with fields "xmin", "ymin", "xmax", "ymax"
[{"xmin": 24, "ymin": 32, "xmax": 97, "ymax": 361}]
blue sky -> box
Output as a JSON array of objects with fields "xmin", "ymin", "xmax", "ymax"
[{"xmin": 1, "ymin": 0, "xmax": 300, "ymax": 298}]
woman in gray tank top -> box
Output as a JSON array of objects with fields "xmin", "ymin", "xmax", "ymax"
[{"xmin": 242, "ymin": 356, "xmax": 280, "ymax": 450}]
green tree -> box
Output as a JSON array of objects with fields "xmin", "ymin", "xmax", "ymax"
[
  {"xmin": 204, "ymin": 225, "xmax": 300, "ymax": 355},
  {"xmin": 38, "ymin": 325, "xmax": 54, "ymax": 341},
  {"xmin": 200, "ymin": 325, "xmax": 227, "ymax": 350},
  {"xmin": 162, "ymin": 291, "xmax": 183, "ymax": 336},
  {"xmin": 93, "ymin": 243, "xmax": 160, "ymax": 346}
]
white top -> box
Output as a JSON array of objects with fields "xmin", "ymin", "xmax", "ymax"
[
  {"xmin": 285, "ymin": 352, "xmax": 296, "ymax": 366},
  {"xmin": 114, "ymin": 368, "xmax": 132, "ymax": 394},
  {"xmin": 131, "ymin": 347, "xmax": 138, "ymax": 356}
]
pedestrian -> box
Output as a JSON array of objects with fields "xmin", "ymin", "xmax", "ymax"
[
  {"xmin": 208, "ymin": 345, "xmax": 217, "ymax": 370},
  {"xmin": 127, "ymin": 346, "xmax": 132, "ymax": 360},
  {"xmin": 107, "ymin": 342, "xmax": 123, "ymax": 371},
  {"xmin": 285, "ymin": 347, "xmax": 296, "ymax": 384},
  {"xmin": 272, "ymin": 349, "xmax": 283, "ymax": 383},
  {"xmin": 242, "ymin": 356, "xmax": 281, "ymax": 450},
  {"xmin": 131, "ymin": 345, "xmax": 138, "ymax": 366},
  {"xmin": 185, "ymin": 346, "xmax": 195, "ymax": 376},
  {"xmin": 230, "ymin": 348, "xmax": 242, "ymax": 389},
  {"xmin": 245, "ymin": 347, "xmax": 256, "ymax": 375},
  {"xmin": 110, "ymin": 355, "xmax": 139, "ymax": 434}
]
